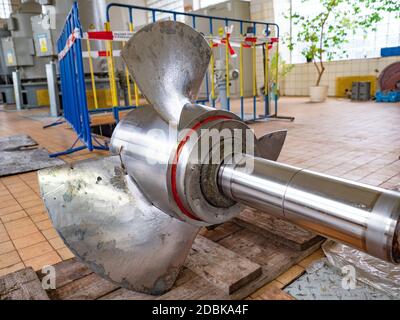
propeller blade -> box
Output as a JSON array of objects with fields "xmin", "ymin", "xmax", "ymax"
[
  {"xmin": 38, "ymin": 156, "xmax": 199, "ymax": 295},
  {"xmin": 257, "ymin": 130, "xmax": 287, "ymax": 161},
  {"xmin": 121, "ymin": 21, "xmax": 211, "ymax": 125}
]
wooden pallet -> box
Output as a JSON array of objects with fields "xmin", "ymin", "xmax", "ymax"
[{"xmin": 1, "ymin": 212, "xmax": 324, "ymax": 300}]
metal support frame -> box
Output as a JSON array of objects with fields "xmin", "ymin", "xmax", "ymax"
[
  {"xmin": 12, "ymin": 70, "xmax": 22, "ymax": 111},
  {"xmin": 51, "ymin": 2, "xmax": 110, "ymax": 158},
  {"xmin": 106, "ymin": 2, "xmax": 294, "ymax": 122},
  {"xmin": 46, "ymin": 61, "xmax": 61, "ymax": 117}
]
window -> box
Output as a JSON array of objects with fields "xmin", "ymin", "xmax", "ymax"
[
  {"xmin": 276, "ymin": 0, "xmax": 400, "ymax": 64},
  {"xmin": 0, "ymin": 0, "xmax": 11, "ymax": 19}
]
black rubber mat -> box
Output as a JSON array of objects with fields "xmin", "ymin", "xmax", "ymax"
[{"xmin": 0, "ymin": 135, "xmax": 64, "ymax": 177}]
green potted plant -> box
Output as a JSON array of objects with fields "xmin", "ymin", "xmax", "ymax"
[
  {"xmin": 286, "ymin": 0, "xmax": 397, "ymax": 102},
  {"xmin": 288, "ymin": 0, "xmax": 355, "ymax": 102}
]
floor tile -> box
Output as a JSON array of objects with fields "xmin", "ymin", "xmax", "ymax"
[
  {"xmin": 57, "ymin": 247, "xmax": 75, "ymax": 260},
  {"xmin": 1, "ymin": 210, "xmax": 28, "ymax": 224},
  {"xmin": 0, "ymin": 241, "xmax": 14, "ymax": 255},
  {"xmin": 18, "ymin": 241, "xmax": 54, "ymax": 261},
  {"xmin": 0, "ymin": 250, "xmax": 21, "ymax": 269},
  {"xmin": 0, "ymin": 262, "xmax": 25, "ymax": 277},
  {"xmin": 41, "ymin": 228, "xmax": 59, "ymax": 240},
  {"xmin": 24, "ymin": 251, "xmax": 62, "ymax": 272},
  {"xmin": 49, "ymin": 237, "xmax": 66, "ymax": 251},
  {"xmin": 12, "ymin": 232, "xmax": 47, "ymax": 250}
]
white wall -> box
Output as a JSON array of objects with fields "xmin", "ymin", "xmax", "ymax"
[
  {"xmin": 250, "ymin": 0, "xmax": 400, "ymax": 97},
  {"xmin": 283, "ymin": 56, "xmax": 400, "ymax": 96},
  {"xmin": 250, "ymin": 0, "xmax": 276, "ymax": 89},
  {"xmin": 108, "ymin": 0, "xmax": 148, "ymax": 30}
]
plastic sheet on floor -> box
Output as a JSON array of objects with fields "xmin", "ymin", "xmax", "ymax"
[
  {"xmin": 321, "ymin": 240, "xmax": 400, "ymax": 299},
  {"xmin": 284, "ymin": 257, "xmax": 396, "ymax": 300}
]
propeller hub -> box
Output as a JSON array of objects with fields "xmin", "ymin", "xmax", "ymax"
[{"xmin": 110, "ymin": 103, "xmax": 260, "ymax": 226}]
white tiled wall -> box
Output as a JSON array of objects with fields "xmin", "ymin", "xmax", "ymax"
[
  {"xmin": 250, "ymin": 0, "xmax": 400, "ymax": 97},
  {"xmin": 283, "ymin": 56, "xmax": 400, "ymax": 96}
]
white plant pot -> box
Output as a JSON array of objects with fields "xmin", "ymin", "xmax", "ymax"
[{"xmin": 309, "ymin": 86, "xmax": 328, "ymax": 102}]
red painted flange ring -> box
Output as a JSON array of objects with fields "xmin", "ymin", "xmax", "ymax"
[{"xmin": 171, "ymin": 115, "xmax": 232, "ymax": 221}]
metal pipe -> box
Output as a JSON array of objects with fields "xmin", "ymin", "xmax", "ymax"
[
  {"xmin": 106, "ymin": 2, "xmax": 280, "ymax": 37},
  {"xmin": 12, "ymin": 70, "xmax": 23, "ymax": 111},
  {"xmin": 46, "ymin": 62, "xmax": 60, "ymax": 117},
  {"xmin": 219, "ymin": 154, "xmax": 400, "ymax": 264}
]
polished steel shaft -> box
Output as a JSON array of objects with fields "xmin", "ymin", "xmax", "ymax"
[{"xmin": 219, "ymin": 154, "xmax": 400, "ymax": 264}]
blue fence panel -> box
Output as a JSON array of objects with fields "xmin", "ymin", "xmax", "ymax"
[
  {"xmin": 50, "ymin": 2, "xmax": 112, "ymax": 157},
  {"xmin": 53, "ymin": 2, "xmax": 93, "ymax": 156}
]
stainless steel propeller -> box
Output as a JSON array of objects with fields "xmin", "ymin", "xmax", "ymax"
[{"xmin": 39, "ymin": 21, "xmax": 400, "ymax": 296}]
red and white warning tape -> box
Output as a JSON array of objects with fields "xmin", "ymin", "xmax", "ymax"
[
  {"xmin": 212, "ymin": 37, "xmax": 237, "ymax": 57},
  {"xmin": 58, "ymin": 30, "xmax": 132, "ymax": 60},
  {"xmin": 82, "ymin": 50, "xmax": 121, "ymax": 58},
  {"xmin": 58, "ymin": 28, "xmax": 81, "ymax": 60},
  {"xmin": 83, "ymin": 31, "xmax": 134, "ymax": 42},
  {"xmin": 59, "ymin": 27, "xmax": 280, "ymax": 61},
  {"xmin": 210, "ymin": 36, "xmax": 278, "ymax": 53}
]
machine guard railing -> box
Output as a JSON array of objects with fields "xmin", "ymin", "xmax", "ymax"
[{"xmin": 106, "ymin": 3, "xmax": 294, "ymax": 122}]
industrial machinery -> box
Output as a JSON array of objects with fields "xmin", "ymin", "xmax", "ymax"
[
  {"xmin": 28, "ymin": 0, "xmax": 147, "ymax": 115},
  {"xmin": 0, "ymin": 0, "xmax": 47, "ymax": 108},
  {"xmin": 214, "ymin": 58, "xmax": 239, "ymax": 110},
  {"xmin": 0, "ymin": 20, "xmax": 13, "ymax": 104},
  {"xmin": 28, "ymin": 0, "xmax": 110, "ymax": 115},
  {"xmin": 376, "ymin": 62, "xmax": 400, "ymax": 103},
  {"xmin": 30, "ymin": 0, "xmax": 108, "ymax": 72},
  {"xmin": 379, "ymin": 61, "xmax": 400, "ymax": 92},
  {"xmin": 0, "ymin": 0, "xmax": 137, "ymax": 112},
  {"xmin": 38, "ymin": 21, "xmax": 400, "ymax": 296}
]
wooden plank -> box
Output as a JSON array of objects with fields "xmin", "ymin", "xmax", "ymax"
[
  {"xmin": 185, "ymin": 235, "xmax": 262, "ymax": 294},
  {"xmin": 48, "ymin": 273, "xmax": 118, "ymax": 300},
  {"xmin": 99, "ymin": 288, "xmax": 153, "ymax": 300},
  {"xmin": 90, "ymin": 110, "xmax": 136, "ymax": 126},
  {"xmin": 255, "ymin": 286, "xmax": 295, "ymax": 300},
  {"xmin": 37, "ymin": 258, "xmax": 92, "ymax": 289},
  {"xmin": 156, "ymin": 275, "xmax": 227, "ymax": 300},
  {"xmin": 234, "ymin": 208, "xmax": 324, "ymax": 251},
  {"xmin": 3, "ymin": 223, "xmax": 322, "ymax": 301},
  {"xmin": 101, "ymin": 268, "xmax": 224, "ymax": 301},
  {"xmin": 100, "ymin": 268, "xmax": 196, "ymax": 300},
  {"xmin": 199, "ymin": 221, "xmax": 243, "ymax": 242},
  {"xmin": 0, "ymin": 268, "xmax": 49, "ymax": 300},
  {"xmin": 218, "ymin": 228, "xmax": 323, "ymax": 300}
]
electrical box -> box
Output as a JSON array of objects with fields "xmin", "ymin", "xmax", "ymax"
[
  {"xmin": 1, "ymin": 37, "xmax": 35, "ymax": 67},
  {"xmin": 31, "ymin": 15, "xmax": 55, "ymax": 57}
]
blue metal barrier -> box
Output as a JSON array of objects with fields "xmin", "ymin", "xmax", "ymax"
[{"xmin": 50, "ymin": 2, "xmax": 127, "ymax": 158}]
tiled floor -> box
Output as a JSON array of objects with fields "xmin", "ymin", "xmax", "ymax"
[
  {"xmin": 0, "ymin": 97, "xmax": 399, "ymax": 298},
  {"xmin": 0, "ymin": 107, "xmax": 107, "ymax": 277}
]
